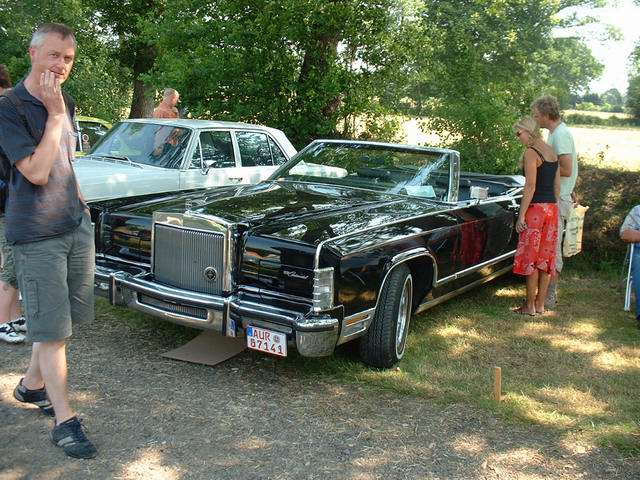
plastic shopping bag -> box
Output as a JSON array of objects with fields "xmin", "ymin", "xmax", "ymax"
[{"xmin": 563, "ymin": 204, "xmax": 589, "ymax": 257}]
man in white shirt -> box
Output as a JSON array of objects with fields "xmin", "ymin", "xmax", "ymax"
[{"xmin": 532, "ymin": 95, "xmax": 578, "ymax": 309}]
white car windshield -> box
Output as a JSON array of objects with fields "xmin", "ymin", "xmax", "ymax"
[
  {"xmin": 90, "ymin": 122, "xmax": 191, "ymax": 168},
  {"xmin": 273, "ymin": 142, "xmax": 451, "ymax": 201}
]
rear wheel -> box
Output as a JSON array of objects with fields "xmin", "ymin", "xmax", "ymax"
[{"xmin": 359, "ymin": 264, "xmax": 413, "ymax": 368}]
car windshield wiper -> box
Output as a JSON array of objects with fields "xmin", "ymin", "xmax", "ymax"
[{"xmin": 88, "ymin": 153, "xmax": 142, "ymax": 168}]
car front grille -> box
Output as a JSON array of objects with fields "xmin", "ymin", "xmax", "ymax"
[
  {"xmin": 153, "ymin": 223, "xmax": 225, "ymax": 295},
  {"xmin": 138, "ymin": 294, "xmax": 208, "ymax": 320}
]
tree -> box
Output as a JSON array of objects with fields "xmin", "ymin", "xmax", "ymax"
[
  {"xmin": 86, "ymin": 0, "xmax": 164, "ymax": 118},
  {"xmin": 145, "ymin": 0, "xmax": 412, "ymax": 146},
  {"xmin": 396, "ymin": 0, "xmax": 605, "ymax": 173},
  {"xmin": 627, "ymin": 75, "xmax": 640, "ymax": 120},
  {"xmin": 601, "ymin": 88, "xmax": 623, "ymax": 107}
]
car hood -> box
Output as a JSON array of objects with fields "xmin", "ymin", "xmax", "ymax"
[
  {"xmin": 115, "ymin": 181, "xmax": 443, "ymax": 245},
  {"xmin": 73, "ymin": 157, "xmax": 175, "ymax": 202}
]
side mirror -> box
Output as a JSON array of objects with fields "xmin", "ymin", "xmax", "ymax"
[{"xmin": 200, "ymin": 159, "xmax": 215, "ymax": 175}]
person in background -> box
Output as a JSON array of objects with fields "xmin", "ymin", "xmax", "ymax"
[
  {"xmin": 620, "ymin": 204, "xmax": 640, "ymax": 328},
  {"xmin": 512, "ymin": 117, "xmax": 560, "ymax": 316},
  {"xmin": 0, "ymin": 23, "xmax": 97, "ymax": 459},
  {"xmin": 152, "ymin": 88, "xmax": 180, "ymax": 119},
  {"xmin": 531, "ymin": 95, "xmax": 577, "ymax": 309},
  {"xmin": 0, "ymin": 64, "xmax": 26, "ymax": 344}
]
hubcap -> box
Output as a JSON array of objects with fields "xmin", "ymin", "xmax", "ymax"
[{"xmin": 395, "ymin": 274, "xmax": 413, "ymax": 359}]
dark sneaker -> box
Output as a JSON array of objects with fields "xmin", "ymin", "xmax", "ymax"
[
  {"xmin": 0, "ymin": 323, "xmax": 25, "ymax": 343},
  {"xmin": 8, "ymin": 316, "xmax": 27, "ymax": 333},
  {"xmin": 50, "ymin": 416, "xmax": 98, "ymax": 459},
  {"xmin": 13, "ymin": 378, "xmax": 55, "ymax": 417}
]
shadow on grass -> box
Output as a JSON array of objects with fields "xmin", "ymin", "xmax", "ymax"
[{"xmin": 284, "ymin": 267, "xmax": 640, "ymax": 457}]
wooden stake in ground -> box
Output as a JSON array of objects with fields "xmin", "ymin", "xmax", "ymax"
[{"xmin": 493, "ymin": 366, "xmax": 502, "ymax": 402}]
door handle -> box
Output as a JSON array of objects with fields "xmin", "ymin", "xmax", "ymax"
[{"xmin": 228, "ymin": 177, "xmax": 243, "ymax": 182}]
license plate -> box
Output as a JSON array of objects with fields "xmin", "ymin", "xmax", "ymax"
[{"xmin": 246, "ymin": 326, "xmax": 287, "ymax": 357}]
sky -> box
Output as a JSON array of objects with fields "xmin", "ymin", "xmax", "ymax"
[{"xmin": 558, "ymin": 0, "xmax": 640, "ymax": 95}]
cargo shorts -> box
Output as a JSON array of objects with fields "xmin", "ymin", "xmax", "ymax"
[
  {"xmin": 555, "ymin": 196, "xmax": 573, "ymax": 273},
  {"xmin": 0, "ymin": 217, "xmax": 18, "ymax": 289},
  {"xmin": 13, "ymin": 211, "xmax": 95, "ymax": 342}
]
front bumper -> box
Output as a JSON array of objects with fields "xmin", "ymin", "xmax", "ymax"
[{"xmin": 95, "ymin": 264, "xmax": 340, "ymax": 358}]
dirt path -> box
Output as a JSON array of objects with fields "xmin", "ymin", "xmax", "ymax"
[{"xmin": 1, "ymin": 311, "xmax": 638, "ymax": 480}]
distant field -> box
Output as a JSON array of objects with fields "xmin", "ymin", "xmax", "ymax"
[
  {"xmin": 571, "ymin": 126, "xmax": 640, "ymax": 171},
  {"xmin": 402, "ymin": 118, "xmax": 640, "ymax": 172},
  {"xmin": 564, "ymin": 109, "xmax": 632, "ymax": 120}
]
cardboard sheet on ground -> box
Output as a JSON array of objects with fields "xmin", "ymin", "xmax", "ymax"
[{"xmin": 162, "ymin": 331, "xmax": 246, "ymax": 366}]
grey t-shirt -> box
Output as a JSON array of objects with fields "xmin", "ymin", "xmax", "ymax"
[{"xmin": 0, "ymin": 81, "xmax": 84, "ymax": 244}]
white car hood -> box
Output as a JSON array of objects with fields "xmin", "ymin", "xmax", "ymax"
[{"xmin": 73, "ymin": 157, "xmax": 178, "ymax": 202}]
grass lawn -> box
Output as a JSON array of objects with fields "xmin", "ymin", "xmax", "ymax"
[
  {"xmin": 286, "ymin": 266, "xmax": 640, "ymax": 456},
  {"xmin": 99, "ymin": 265, "xmax": 640, "ymax": 457}
]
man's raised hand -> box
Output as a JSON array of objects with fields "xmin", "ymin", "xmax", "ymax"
[{"xmin": 40, "ymin": 70, "xmax": 65, "ymax": 117}]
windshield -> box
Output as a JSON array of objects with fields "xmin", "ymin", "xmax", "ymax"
[
  {"xmin": 90, "ymin": 122, "xmax": 192, "ymax": 168},
  {"xmin": 272, "ymin": 142, "xmax": 451, "ymax": 201}
]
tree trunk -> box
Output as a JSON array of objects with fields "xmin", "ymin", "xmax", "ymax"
[
  {"xmin": 129, "ymin": 78, "xmax": 155, "ymax": 118},
  {"xmin": 128, "ymin": 44, "xmax": 157, "ymax": 119}
]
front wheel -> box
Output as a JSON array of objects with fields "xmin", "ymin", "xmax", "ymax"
[{"xmin": 359, "ymin": 264, "xmax": 413, "ymax": 368}]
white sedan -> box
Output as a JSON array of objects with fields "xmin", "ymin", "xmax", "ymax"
[{"xmin": 73, "ymin": 119, "xmax": 297, "ymax": 202}]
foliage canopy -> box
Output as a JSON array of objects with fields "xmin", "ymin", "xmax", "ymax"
[{"xmin": 0, "ymin": 0, "xmax": 607, "ymax": 172}]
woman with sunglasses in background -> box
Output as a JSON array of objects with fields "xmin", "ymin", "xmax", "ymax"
[{"xmin": 512, "ymin": 116, "xmax": 560, "ymax": 316}]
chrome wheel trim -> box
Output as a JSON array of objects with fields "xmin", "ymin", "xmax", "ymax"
[{"xmin": 395, "ymin": 274, "xmax": 413, "ymax": 359}]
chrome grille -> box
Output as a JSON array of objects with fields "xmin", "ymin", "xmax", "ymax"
[
  {"xmin": 138, "ymin": 294, "xmax": 208, "ymax": 320},
  {"xmin": 153, "ymin": 224, "xmax": 225, "ymax": 295}
]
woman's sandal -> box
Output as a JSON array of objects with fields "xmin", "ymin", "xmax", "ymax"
[{"xmin": 512, "ymin": 305, "xmax": 537, "ymax": 317}]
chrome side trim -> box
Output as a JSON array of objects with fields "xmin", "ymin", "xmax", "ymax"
[
  {"xmin": 416, "ymin": 264, "xmax": 513, "ymax": 314},
  {"xmin": 240, "ymin": 285, "xmax": 311, "ymax": 303},
  {"xmin": 434, "ymin": 250, "xmax": 516, "ymax": 287},
  {"xmin": 390, "ymin": 248, "xmax": 439, "ymax": 288}
]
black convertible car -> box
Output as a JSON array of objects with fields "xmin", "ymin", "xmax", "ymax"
[{"xmin": 92, "ymin": 140, "xmax": 523, "ymax": 367}]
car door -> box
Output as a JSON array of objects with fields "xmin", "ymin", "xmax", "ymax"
[
  {"xmin": 179, "ymin": 130, "xmax": 245, "ymax": 189},
  {"xmin": 234, "ymin": 130, "xmax": 289, "ymax": 184}
]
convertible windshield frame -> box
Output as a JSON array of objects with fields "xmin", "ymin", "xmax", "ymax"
[{"xmin": 269, "ymin": 140, "xmax": 460, "ymax": 203}]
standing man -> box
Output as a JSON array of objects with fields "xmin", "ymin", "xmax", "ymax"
[
  {"xmin": 531, "ymin": 95, "xmax": 577, "ymax": 309},
  {"xmin": 0, "ymin": 64, "xmax": 26, "ymax": 344},
  {"xmin": 152, "ymin": 88, "xmax": 180, "ymax": 119},
  {"xmin": 0, "ymin": 23, "xmax": 97, "ymax": 459}
]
